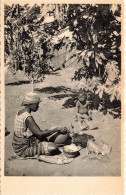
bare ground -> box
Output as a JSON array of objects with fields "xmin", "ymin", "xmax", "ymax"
[{"xmin": 5, "ymin": 68, "xmax": 121, "ymax": 176}]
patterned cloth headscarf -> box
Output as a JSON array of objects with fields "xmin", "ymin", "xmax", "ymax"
[{"xmin": 22, "ymin": 92, "xmax": 41, "ymax": 106}]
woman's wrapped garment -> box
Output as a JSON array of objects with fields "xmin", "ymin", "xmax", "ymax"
[{"xmin": 12, "ymin": 133, "xmax": 49, "ymax": 157}]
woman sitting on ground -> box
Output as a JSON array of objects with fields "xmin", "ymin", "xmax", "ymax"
[{"xmin": 12, "ymin": 92, "xmax": 68, "ymax": 158}]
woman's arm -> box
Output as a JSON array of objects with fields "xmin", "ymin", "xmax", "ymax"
[{"xmin": 26, "ymin": 116, "xmax": 58, "ymax": 138}]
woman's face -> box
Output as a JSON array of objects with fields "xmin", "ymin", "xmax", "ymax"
[{"xmin": 30, "ymin": 102, "xmax": 39, "ymax": 112}]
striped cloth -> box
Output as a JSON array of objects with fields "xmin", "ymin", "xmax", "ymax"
[
  {"xmin": 12, "ymin": 133, "xmax": 49, "ymax": 157},
  {"xmin": 14, "ymin": 112, "xmax": 33, "ymax": 138}
]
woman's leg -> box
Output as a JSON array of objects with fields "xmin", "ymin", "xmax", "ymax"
[
  {"xmin": 12, "ymin": 135, "xmax": 58, "ymax": 157},
  {"xmin": 23, "ymin": 141, "xmax": 58, "ymax": 157}
]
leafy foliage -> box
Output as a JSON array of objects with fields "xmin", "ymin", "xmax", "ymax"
[
  {"xmin": 5, "ymin": 4, "xmax": 56, "ymax": 90},
  {"xmin": 4, "ymin": 4, "xmax": 121, "ymax": 105},
  {"xmin": 66, "ymin": 4, "xmax": 121, "ymax": 103}
]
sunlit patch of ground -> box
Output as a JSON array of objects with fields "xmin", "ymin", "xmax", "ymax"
[{"xmin": 5, "ymin": 69, "xmax": 121, "ymax": 176}]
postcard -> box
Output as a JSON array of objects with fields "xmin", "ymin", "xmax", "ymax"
[{"xmin": 1, "ymin": 0, "xmax": 124, "ymax": 194}]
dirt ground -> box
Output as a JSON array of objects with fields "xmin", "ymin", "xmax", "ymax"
[{"xmin": 5, "ymin": 68, "xmax": 121, "ymax": 176}]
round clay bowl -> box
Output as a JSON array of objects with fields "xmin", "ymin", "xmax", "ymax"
[{"xmin": 63, "ymin": 145, "xmax": 79, "ymax": 158}]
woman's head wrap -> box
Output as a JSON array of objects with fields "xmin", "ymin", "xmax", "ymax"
[{"xmin": 22, "ymin": 92, "xmax": 41, "ymax": 106}]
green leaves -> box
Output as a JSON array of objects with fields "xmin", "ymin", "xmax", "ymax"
[{"xmin": 95, "ymin": 84, "xmax": 105, "ymax": 99}]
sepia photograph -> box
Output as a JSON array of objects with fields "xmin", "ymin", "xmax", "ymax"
[{"xmin": 3, "ymin": 2, "xmax": 122, "ymax": 179}]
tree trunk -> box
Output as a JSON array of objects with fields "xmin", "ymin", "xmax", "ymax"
[
  {"xmin": 94, "ymin": 50, "xmax": 96, "ymax": 73},
  {"xmin": 31, "ymin": 78, "xmax": 34, "ymax": 92}
]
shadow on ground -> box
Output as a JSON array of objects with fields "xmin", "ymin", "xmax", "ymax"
[
  {"xmin": 5, "ymin": 80, "xmax": 30, "ymax": 86},
  {"xmin": 50, "ymin": 94, "xmax": 77, "ymax": 109},
  {"xmin": 46, "ymin": 71, "xmax": 61, "ymax": 76},
  {"xmin": 35, "ymin": 86, "xmax": 73, "ymax": 94}
]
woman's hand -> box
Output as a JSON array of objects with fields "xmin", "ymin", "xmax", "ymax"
[
  {"xmin": 49, "ymin": 126, "xmax": 68, "ymax": 134},
  {"xmin": 58, "ymin": 127, "xmax": 68, "ymax": 134}
]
